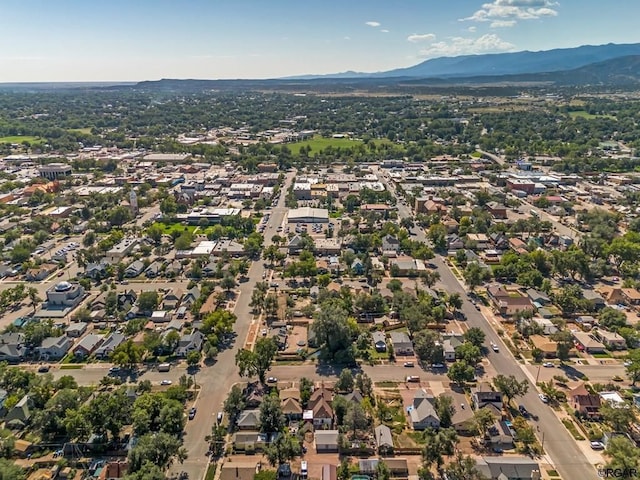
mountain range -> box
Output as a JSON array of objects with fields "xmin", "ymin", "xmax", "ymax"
[{"xmin": 290, "ymin": 42, "xmax": 640, "ymax": 80}]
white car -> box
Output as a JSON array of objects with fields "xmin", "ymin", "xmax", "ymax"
[
  {"xmin": 266, "ymin": 377, "xmax": 278, "ymax": 384},
  {"xmin": 538, "ymin": 393, "xmax": 549, "ymax": 403},
  {"xmin": 160, "ymin": 380, "xmax": 172, "ymax": 386},
  {"xmin": 590, "ymin": 441, "xmax": 605, "ymax": 450},
  {"xmin": 543, "ymin": 362, "xmax": 554, "ymax": 368}
]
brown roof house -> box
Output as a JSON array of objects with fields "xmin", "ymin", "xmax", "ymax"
[
  {"xmin": 486, "ymin": 284, "xmax": 534, "ymax": 317},
  {"xmin": 307, "ymin": 386, "xmax": 334, "ymax": 428},
  {"xmin": 570, "ymin": 383, "xmax": 601, "ymax": 419},
  {"xmin": 529, "ymin": 335, "xmax": 558, "ymax": 358}
]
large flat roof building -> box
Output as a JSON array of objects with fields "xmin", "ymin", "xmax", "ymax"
[{"xmin": 287, "ymin": 207, "xmax": 329, "ymax": 223}]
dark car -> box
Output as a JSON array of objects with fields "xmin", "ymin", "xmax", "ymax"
[
  {"xmin": 37, "ymin": 365, "xmax": 50, "ymax": 373},
  {"xmin": 188, "ymin": 407, "xmax": 197, "ymax": 420},
  {"xmin": 518, "ymin": 405, "xmax": 529, "ymax": 418}
]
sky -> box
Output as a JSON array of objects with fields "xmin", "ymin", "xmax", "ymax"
[{"xmin": 0, "ymin": 0, "xmax": 639, "ymax": 82}]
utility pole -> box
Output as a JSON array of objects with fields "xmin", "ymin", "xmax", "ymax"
[{"xmin": 535, "ymin": 365, "xmax": 541, "ymax": 383}]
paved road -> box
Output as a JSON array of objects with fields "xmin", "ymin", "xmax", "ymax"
[
  {"xmin": 169, "ymin": 170, "xmax": 296, "ymax": 480},
  {"xmin": 381, "ymin": 171, "xmax": 599, "ymax": 480}
]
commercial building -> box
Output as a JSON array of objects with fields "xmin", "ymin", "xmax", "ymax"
[
  {"xmin": 287, "ymin": 207, "xmax": 329, "ymax": 223},
  {"xmin": 45, "ymin": 281, "xmax": 85, "ymax": 309},
  {"xmin": 38, "ymin": 163, "xmax": 72, "ymax": 180}
]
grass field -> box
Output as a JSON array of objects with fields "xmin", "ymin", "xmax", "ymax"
[
  {"xmin": 568, "ymin": 110, "xmax": 615, "ymax": 120},
  {"xmin": 287, "ymin": 135, "xmax": 364, "ymax": 155},
  {"xmin": 0, "ymin": 135, "xmax": 43, "ymax": 145},
  {"xmin": 68, "ymin": 128, "xmax": 93, "ymax": 135}
]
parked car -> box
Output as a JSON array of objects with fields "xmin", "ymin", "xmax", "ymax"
[
  {"xmin": 188, "ymin": 407, "xmax": 197, "ymax": 420},
  {"xmin": 403, "ymin": 362, "xmax": 414, "ymax": 367},
  {"xmin": 518, "ymin": 404, "xmax": 529, "ymax": 417},
  {"xmin": 160, "ymin": 379, "xmax": 172, "ymax": 386},
  {"xmin": 491, "ymin": 343, "xmax": 499, "ymax": 352},
  {"xmin": 543, "ymin": 362, "xmax": 554, "ymax": 368},
  {"xmin": 539, "ymin": 393, "xmax": 549, "ymax": 403},
  {"xmin": 37, "ymin": 365, "xmax": 50, "ymax": 373},
  {"xmin": 267, "ymin": 377, "xmax": 278, "ymax": 384}
]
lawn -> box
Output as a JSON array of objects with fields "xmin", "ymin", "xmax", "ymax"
[
  {"xmin": 568, "ymin": 110, "xmax": 615, "ymax": 120},
  {"xmin": 204, "ymin": 464, "xmax": 216, "ymax": 480},
  {"xmin": 561, "ymin": 418, "xmax": 585, "ymax": 441},
  {"xmin": 68, "ymin": 127, "xmax": 93, "ymax": 134},
  {"xmin": 0, "ymin": 135, "xmax": 43, "ymax": 145},
  {"xmin": 151, "ymin": 222, "xmax": 195, "ymax": 236},
  {"xmin": 286, "ymin": 135, "xmax": 364, "ymax": 155}
]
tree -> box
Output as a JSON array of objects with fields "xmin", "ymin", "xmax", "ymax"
[
  {"xmin": 128, "ymin": 432, "xmax": 185, "ymax": 472},
  {"xmin": 300, "ymin": 377, "xmax": 313, "ymax": 407},
  {"xmin": 311, "ymin": 301, "xmax": 355, "ymax": 363},
  {"xmin": 443, "ymin": 452, "xmax": 488, "ymax": 480},
  {"xmin": 463, "ymin": 262, "xmax": 491, "ymax": 291},
  {"xmin": 447, "ymin": 361, "xmax": 475, "ymax": 386},
  {"xmin": 223, "ymin": 385, "xmax": 245, "ymax": 423},
  {"xmin": 512, "ymin": 416, "xmax": 538, "ymax": 455},
  {"xmin": 434, "ymin": 395, "xmax": 455, "ymax": 429},
  {"xmin": 413, "ymin": 330, "xmax": 444, "ymax": 365},
  {"xmin": 376, "ymin": 460, "xmax": 391, "ymax": 480},
  {"xmin": 265, "ymin": 434, "xmax": 301, "ymax": 467},
  {"xmin": 625, "ymin": 348, "xmax": 640, "ymax": 385},
  {"xmin": 137, "ymin": 291, "xmax": 159, "ymax": 312},
  {"xmin": 604, "ymin": 436, "xmax": 640, "ymax": 474},
  {"xmin": 551, "ymin": 330, "xmax": 574, "ymax": 361},
  {"xmin": 447, "ymin": 293, "xmax": 463, "ymax": 311},
  {"xmin": 463, "ymin": 327, "xmax": 486, "ymax": 348},
  {"xmin": 344, "ymin": 402, "xmax": 368, "ymax": 436},
  {"xmin": 235, "ymin": 337, "xmax": 278, "ymax": 384},
  {"xmin": 0, "ymin": 459, "xmax": 25, "ymax": 480},
  {"xmin": 455, "ymin": 342, "xmax": 482, "ymax": 367},
  {"xmin": 599, "ymin": 306, "xmax": 628, "ymax": 331},
  {"xmin": 205, "ymin": 424, "xmax": 227, "ymax": 458},
  {"xmin": 220, "ymin": 275, "xmax": 237, "ymax": 293},
  {"xmin": 123, "ymin": 462, "xmax": 166, "ymax": 480},
  {"xmin": 493, "ymin": 374, "xmax": 529, "ymax": 406},
  {"xmin": 422, "ymin": 427, "xmax": 458, "ymax": 471},
  {"xmin": 27, "ymin": 287, "xmax": 41, "ymax": 314},
  {"xmin": 186, "ymin": 350, "xmax": 201, "ymax": 367},
  {"xmin": 472, "ymin": 407, "xmax": 496, "ymax": 437},
  {"xmin": 110, "ymin": 340, "xmax": 143, "ymax": 369},
  {"xmin": 259, "ymin": 393, "xmax": 285, "ymax": 433},
  {"xmin": 355, "ymin": 372, "xmax": 373, "ymax": 397},
  {"xmin": 335, "ymin": 369, "xmax": 354, "ymax": 393},
  {"xmin": 601, "ymin": 402, "xmax": 635, "ymax": 432}
]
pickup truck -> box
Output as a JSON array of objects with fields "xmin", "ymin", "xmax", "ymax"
[{"xmin": 406, "ymin": 376, "xmax": 420, "ymax": 383}]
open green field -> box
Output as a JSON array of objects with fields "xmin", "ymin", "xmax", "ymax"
[
  {"xmin": 0, "ymin": 135, "xmax": 43, "ymax": 145},
  {"xmin": 152, "ymin": 222, "xmax": 195, "ymax": 236},
  {"xmin": 286, "ymin": 135, "xmax": 393, "ymax": 155},
  {"xmin": 68, "ymin": 127, "xmax": 93, "ymax": 135},
  {"xmin": 568, "ymin": 110, "xmax": 615, "ymax": 120}
]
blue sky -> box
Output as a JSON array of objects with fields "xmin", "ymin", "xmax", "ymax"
[{"xmin": 0, "ymin": 0, "xmax": 638, "ymax": 81}]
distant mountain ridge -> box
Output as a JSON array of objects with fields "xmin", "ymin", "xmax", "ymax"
[{"xmin": 288, "ymin": 42, "xmax": 640, "ymax": 80}]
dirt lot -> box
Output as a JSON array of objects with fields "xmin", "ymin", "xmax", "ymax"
[{"xmin": 284, "ymin": 325, "xmax": 309, "ymax": 354}]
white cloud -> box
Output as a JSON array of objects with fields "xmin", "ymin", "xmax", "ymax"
[
  {"xmin": 462, "ymin": 0, "xmax": 558, "ymax": 26},
  {"xmin": 344, "ymin": 36, "xmax": 351, "ymax": 40},
  {"xmin": 418, "ymin": 33, "xmax": 515, "ymax": 58},
  {"xmin": 365, "ymin": 21, "xmax": 381, "ymax": 27},
  {"xmin": 407, "ymin": 33, "xmax": 436, "ymax": 43},
  {"xmin": 380, "ymin": 29, "xmax": 389, "ymax": 33},
  {"xmin": 468, "ymin": 26, "xmax": 477, "ymax": 32},
  {"xmin": 490, "ymin": 19, "xmax": 517, "ymax": 27}
]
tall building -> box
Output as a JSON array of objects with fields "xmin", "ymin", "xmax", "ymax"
[{"xmin": 129, "ymin": 190, "xmax": 138, "ymax": 214}]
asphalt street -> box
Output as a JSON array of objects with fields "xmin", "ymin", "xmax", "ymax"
[{"xmin": 382, "ymin": 169, "xmax": 599, "ymax": 480}]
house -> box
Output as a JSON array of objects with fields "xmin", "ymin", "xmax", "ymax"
[
  {"xmin": 124, "ymin": 260, "xmax": 145, "ymax": 278},
  {"xmin": 36, "ymin": 336, "xmax": 71, "ymax": 360},
  {"xmin": 282, "ymin": 397, "xmax": 303, "ymax": 420},
  {"xmin": 232, "ymin": 432, "xmax": 275, "ymax": 452},
  {"xmin": 351, "ymin": 259, "xmax": 364, "ymax": 275},
  {"xmin": 446, "ymin": 234, "xmax": 465, "ymax": 251},
  {"xmin": 570, "ymin": 383, "xmax": 601, "ymax": 418},
  {"xmin": 472, "ymin": 383, "xmax": 503, "ymax": 411},
  {"xmin": 374, "ymin": 424, "xmax": 393, "ymax": 453},
  {"xmin": 162, "ymin": 289, "xmax": 183, "ymax": 310},
  {"xmin": 372, "ymin": 331, "xmax": 387, "ymax": 352},
  {"xmin": 529, "ymin": 317, "xmax": 557, "ymax": 335},
  {"xmin": 66, "ymin": 322, "xmax": 88, "ymax": 338},
  {"xmin": 182, "ymin": 286, "xmax": 200, "ymax": 307},
  {"xmin": 341, "ymin": 391, "xmax": 363, "ymax": 405},
  {"xmin": 573, "ymin": 331, "xmax": 606, "ymax": 354},
  {"xmin": 486, "ymin": 201, "xmax": 507, "ymax": 219},
  {"xmin": 244, "ymin": 383, "xmax": 266, "ymax": 408},
  {"xmin": 526, "ymin": 288, "xmax": 551, "ymax": 306},
  {"xmin": 486, "ymin": 420, "xmax": 516, "ymax": 450},
  {"xmin": 529, "ymin": 335, "xmax": 558, "ymax": 358},
  {"xmin": 25, "ymin": 263, "xmax": 57, "ymax": 281},
  {"xmin": 486, "ymin": 284, "xmax": 534, "ymax": 317},
  {"xmin": 73, "ymin": 334, "xmax": 104, "ymax": 358},
  {"xmin": 409, "ymin": 389, "xmax": 440, "ymax": 430},
  {"xmin": 288, "ymin": 235, "xmax": 305, "ymax": 254},
  {"xmin": 358, "ymin": 459, "xmax": 380, "ymax": 475},
  {"xmin": 237, "ymin": 410, "xmax": 261, "ymax": 430},
  {"xmin": 83, "ymin": 262, "xmax": 108, "ymax": 280},
  {"xmin": 4, "ymin": 395, "xmax": 32, "ymax": 429},
  {"xmin": 382, "ymin": 235, "xmax": 400, "ymax": 255},
  {"xmin": 596, "ymin": 329, "xmax": 627, "ymax": 350},
  {"xmin": 582, "ymin": 289, "xmax": 606, "ymax": 309},
  {"xmin": 442, "ymin": 335, "xmax": 464, "ymax": 362},
  {"xmin": 390, "ymin": 331, "xmax": 414, "ymax": 356},
  {"xmin": 219, "ymin": 461, "xmax": 261, "ymax": 480},
  {"xmin": 95, "ymin": 333, "xmax": 126, "ymax": 359},
  {"xmin": 476, "ymin": 456, "xmax": 540, "ymax": 480},
  {"xmin": 144, "ymin": 261, "xmax": 162, "ymax": 278},
  {"xmin": 118, "ymin": 289, "xmax": 137, "ymax": 310},
  {"xmin": 151, "ymin": 310, "xmax": 171, "ymax": 323},
  {"xmin": 315, "ymin": 430, "xmax": 339, "ymax": 452},
  {"xmin": 0, "ymin": 332, "xmax": 26, "ymax": 363},
  {"xmin": 384, "ymin": 459, "xmax": 409, "ymax": 477},
  {"xmin": 308, "ymin": 386, "xmax": 334, "ymax": 428},
  {"xmin": 175, "ymin": 330, "xmax": 205, "ymax": 357}
]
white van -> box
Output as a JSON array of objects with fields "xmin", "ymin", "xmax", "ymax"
[{"xmin": 300, "ymin": 461, "xmax": 308, "ymax": 479}]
